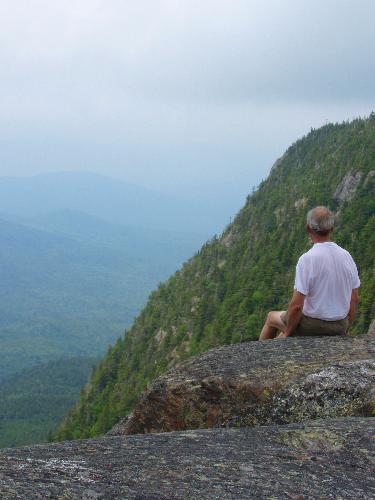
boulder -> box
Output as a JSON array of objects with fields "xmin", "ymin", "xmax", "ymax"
[
  {"xmin": 0, "ymin": 418, "xmax": 373, "ymax": 498},
  {"xmin": 117, "ymin": 335, "xmax": 375, "ymax": 435}
]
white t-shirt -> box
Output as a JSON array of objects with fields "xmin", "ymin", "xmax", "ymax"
[{"xmin": 294, "ymin": 242, "xmax": 360, "ymax": 321}]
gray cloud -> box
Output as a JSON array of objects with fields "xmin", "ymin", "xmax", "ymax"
[{"xmin": 0, "ymin": 0, "xmax": 373, "ymax": 198}]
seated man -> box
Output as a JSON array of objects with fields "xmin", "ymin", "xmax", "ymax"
[{"xmin": 259, "ymin": 206, "xmax": 360, "ymax": 340}]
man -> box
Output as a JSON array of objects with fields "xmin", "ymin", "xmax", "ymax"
[{"xmin": 259, "ymin": 206, "xmax": 360, "ymax": 340}]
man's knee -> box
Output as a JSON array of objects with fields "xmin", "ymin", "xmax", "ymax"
[
  {"xmin": 266, "ymin": 311, "xmax": 274, "ymax": 323},
  {"xmin": 266, "ymin": 311, "xmax": 278, "ymax": 325},
  {"xmin": 267, "ymin": 311, "xmax": 286, "ymax": 330}
]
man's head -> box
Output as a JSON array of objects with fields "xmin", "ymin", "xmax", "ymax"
[{"xmin": 306, "ymin": 206, "xmax": 335, "ymax": 237}]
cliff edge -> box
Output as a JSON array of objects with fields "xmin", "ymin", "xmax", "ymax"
[
  {"xmin": 1, "ymin": 334, "xmax": 375, "ymax": 498},
  {"xmin": 114, "ymin": 334, "xmax": 375, "ymax": 435}
]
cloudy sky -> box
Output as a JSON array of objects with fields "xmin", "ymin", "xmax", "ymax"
[{"xmin": 0, "ymin": 0, "xmax": 374, "ymax": 207}]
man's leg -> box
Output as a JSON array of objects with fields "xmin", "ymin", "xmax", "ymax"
[{"xmin": 259, "ymin": 311, "xmax": 286, "ymax": 341}]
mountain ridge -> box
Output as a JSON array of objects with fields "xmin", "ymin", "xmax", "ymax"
[
  {"xmin": 54, "ymin": 114, "xmax": 375, "ymax": 440},
  {"xmin": 0, "ymin": 171, "xmax": 224, "ymax": 234}
]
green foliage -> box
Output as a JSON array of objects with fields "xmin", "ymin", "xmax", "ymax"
[
  {"xmin": 0, "ymin": 357, "xmax": 98, "ymax": 448},
  {"xmin": 53, "ymin": 115, "xmax": 375, "ymax": 441}
]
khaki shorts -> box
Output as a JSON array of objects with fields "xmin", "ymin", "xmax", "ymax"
[{"xmin": 280, "ymin": 311, "xmax": 348, "ymax": 337}]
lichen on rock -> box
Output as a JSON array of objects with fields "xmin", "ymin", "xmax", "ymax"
[
  {"xmin": 0, "ymin": 418, "xmax": 373, "ymax": 498},
  {"xmin": 259, "ymin": 359, "xmax": 375, "ymax": 426},
  {"xmin": 111, "ymin": 334, "xmax": 375, "ymax": 436}
]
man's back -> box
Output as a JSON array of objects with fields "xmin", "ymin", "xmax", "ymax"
[
  {"xmin": 260, "ymin": 206, "xmax": 361, "ymax": 341},
  {"xmin": 296, "ymin": 242, "xmax": 360, "ymax": 321}
]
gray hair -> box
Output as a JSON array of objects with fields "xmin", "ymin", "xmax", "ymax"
[{"xmin": 307, "ymin": 206, "xmax": 335, "ymax": 234}]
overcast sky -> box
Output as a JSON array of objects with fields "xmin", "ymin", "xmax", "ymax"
[{"xmin": 0, "ymin": 0, "xmax": 374, "ymax": 205}]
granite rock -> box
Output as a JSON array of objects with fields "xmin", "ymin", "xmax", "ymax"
[
  {"xmin": 261, "ymin": 359, "xmax": 375, "ymax": 425},
  {"xmin": 105, "ymin": 416, "xmax": 131, "ymax": 436},
  {"xmin": 118, "ymin": 335, "xmax": 375, "ymax": 435},
  {"xmin": 333, "ymin": 170, "xmax": 363, "ymax": 204},
  {"xmin": 0, "ymin": 417, "xmax": 374, "ymax": 499}
]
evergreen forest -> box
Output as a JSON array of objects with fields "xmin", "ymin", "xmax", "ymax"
[{"xmin": 0, "ymin": 358, "xmax": 97, "ymax": 448}]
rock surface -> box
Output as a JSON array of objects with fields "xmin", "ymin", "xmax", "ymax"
[
  {"xmin": 118, "ymin": 335, "xmax": 375, "ymax": 435},
  {"xmin": 333, "ymin": 170, "xmax": 363, "ymax": 203},
  {"xmin": 0, "ymin": 418, "xmax": 374, "ymax": 499},
  {"xmin": 105, "ymin": 416, "xmax": 131, "ymax": 437},
  {"xmin": 263, "ymin": 359, "xmax": 375, "ymax": 424}
]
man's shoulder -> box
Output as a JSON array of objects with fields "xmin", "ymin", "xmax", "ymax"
[
  {"xmin": 299, "ymin": 242, "xmax": 356, "ymax": 263},
  {"xmin": 298, "ymin": 243, "xmax": 340, "ymax": 262},
  {"xmin": 329, "ymin": 242, "xmax": 355, "ymax": 260},
  {"xmin": 296, "ymin": 251, "xmax": 311, "ymax": 270},
  {"xmin": 298, "ymin": 246, "xmax": 315, "ymax": 261}
]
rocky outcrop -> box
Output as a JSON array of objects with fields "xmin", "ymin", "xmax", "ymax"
[
  {"xmin": 116, "ymin": 335, "xmax": 375, "ymax": 435},
  {"xmin": 333, "ymin": 170, "xmax": 363, "ymax": 204},
  {"xmin": 294, "ymin": 197, "xmax": 308, "ymax": 210},
  {"xmin": 0, "ymin": 417, "xmax": 373, "ymax": 498},
  {"xmin": 2, "ymin": 337, "xmax": 374, "ymax": 498},
  {"xmin": 262, "ymin": 359, "xmax": 375, "ymax": 424}
]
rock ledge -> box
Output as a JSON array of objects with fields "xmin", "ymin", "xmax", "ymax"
[
  {"xmin": 0, "ymin": 417, "xmax": 374, "ymax": 499},
  {"xmin": 119, "ymin": 335, "xmax": 375, "ymax": 435}
]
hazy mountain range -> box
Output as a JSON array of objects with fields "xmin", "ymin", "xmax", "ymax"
[
  {"xmin": 0, "ymin": 173, "xmax": 218, "ymax": 447},
  {"xmin": 0, "ymin": 171, "xmax": 230, "ymax": 235}
]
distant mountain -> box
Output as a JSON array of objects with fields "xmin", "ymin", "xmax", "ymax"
[
  {"xmin": 10, "ymin": 209, "xmax": 207, "ymax": 262},
  {"xmin": 53, "ymin": 114, "xmax": 375, "ymax": 440},
  {"xmin": 0, "ymin": 171, "xmax": 222, "ymax": 234},
  {"xmin": 0, "ymin": 212, "xmax": 203, "ymax": 380}
]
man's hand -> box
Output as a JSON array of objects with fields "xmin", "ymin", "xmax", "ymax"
[
  {"xmin": 284, "ymin": 290, "xmax": 305, "ymax": 337},
  {"xmin": 276, "ymin": 332, "xmax": 288, "ymax": 339}
]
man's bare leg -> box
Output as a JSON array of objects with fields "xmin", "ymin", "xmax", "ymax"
[{"xmin": 259, "ymin": 311, "xmax": 286, "ymax": 341}]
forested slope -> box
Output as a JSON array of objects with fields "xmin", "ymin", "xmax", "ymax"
[
  {"xmin": 0, "ymin": 358, "xmax": 97, "ymax": 448},
  {"xmin": 54, "ymin": 114, "xmax": 375, "ymax": 440}
]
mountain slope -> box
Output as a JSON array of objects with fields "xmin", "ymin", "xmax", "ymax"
[
  {"xmin": 54, "ymin": 114, "xmax": 375, "ymax": 440},
  {"xmin": 0, "ymin": 214, "xmax": 202, "ymax": 379}
]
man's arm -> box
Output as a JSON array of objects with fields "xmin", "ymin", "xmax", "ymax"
[
  {"xmin": 281, "ymin": 290, "xmax": 305, "ymax": 338},
  {"xmin": 348, "ymin": 288, "xmax": 360, "ymax": 327}
]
